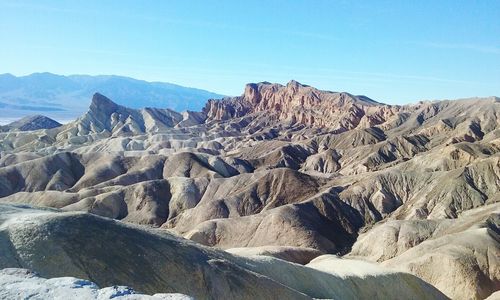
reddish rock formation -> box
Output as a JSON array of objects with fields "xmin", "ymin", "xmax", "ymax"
[{"xmin": 204, "ymin": 80, "xmax": 403, "ymax": 132}]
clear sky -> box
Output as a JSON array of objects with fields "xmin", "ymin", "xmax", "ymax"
[{"xmin": 1, "ymin": 0, "xmax": 499, "ymax": 104}]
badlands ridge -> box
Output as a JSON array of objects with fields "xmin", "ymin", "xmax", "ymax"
[{"xmin": 0, "ymin": 81, "xmax": 499, "ymax": 299}]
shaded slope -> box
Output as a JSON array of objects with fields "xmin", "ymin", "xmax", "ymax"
[{"xmin": 0, "ymin": 204, "xmax": 447, "ymax": 300}]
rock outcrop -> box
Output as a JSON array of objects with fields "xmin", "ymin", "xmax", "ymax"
[
  {"xmin": 349, "ymin": 203, "xmax": 500, "ymax": 299},
  {"xmin": 203, "ymin": 80, "xmax": 401, "ymax": 132},
  {"xmin": 1, "ymin": 115, "xmax": 61, "ymax": 132}
]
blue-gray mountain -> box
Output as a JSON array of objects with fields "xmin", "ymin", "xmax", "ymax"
[{"xmin": 0, "ymin": 72, "xmax": 224, "ymax": 122}]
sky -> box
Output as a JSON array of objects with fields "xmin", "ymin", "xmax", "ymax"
[{"xmin": 0, "ymin": 0, "xmax": 499, "ymax": 104}]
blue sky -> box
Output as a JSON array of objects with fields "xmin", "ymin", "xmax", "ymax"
[{"xmin": 0, "ymin": 0, "xmax": 499, "ymax": 104}]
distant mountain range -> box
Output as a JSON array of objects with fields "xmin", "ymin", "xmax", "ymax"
[{"xmin": 0, "ymin": 72, "xmax": 225, "ymax": 123}]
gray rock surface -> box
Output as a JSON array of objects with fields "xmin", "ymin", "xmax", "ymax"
[{"xmin": 1, "ymin": 115, "xmax": 61, "ymax": 132}]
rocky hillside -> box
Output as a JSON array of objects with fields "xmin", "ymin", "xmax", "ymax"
[
  {"xmin": 204, "ymin": 80, "xmax": 397, "ymax": 131},
  {"xmin": 1, "ymin": 115, "xmax": 61, "ymax": 132},
  {"xmin": 0, "ymin": 81, "xmax": 499, "ymax": 299},
  {"xmin": 0, "ymin": 204, "xmax": 447, "ymax": 300}
]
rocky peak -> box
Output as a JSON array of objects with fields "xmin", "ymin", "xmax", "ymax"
[
  {"xmin": 243, "ymin": 83, "xmax": 262, "ymax": 104},
  {"xmin": 62, "ymin": 93, "xmax": 204, "ymax": 137},
  {"xmin": 89, "ymin": 92, "xmax": 119, "ymax": 116},
  {"xmin": 285, "ymin": 80, "xmax": 305, "ymax": 94},
  {"xmin": 74, "ymin": 92, "xmax": 134, "ymax": 135},
  {"xmin": 204, "ymin": 80, "xmax": 396, "ymax": 130},
  {"xmin": 4, "ymin": 115, "xmax": 61, "ymax": 131}
]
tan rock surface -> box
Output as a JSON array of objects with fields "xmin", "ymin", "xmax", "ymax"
[
  {"xmin": 226, "ymin": 246, "xmax": 323, "ymax": 264},
  {"xmin": 0, "ymin": 204, "xmax": 447, "ymax": 300},
  {"xmin": 349, "ymin": 204, "xmax": 500, "ymax": 299},
  {"xmin": 0, "ymin": 82, "xmax": 499, "ymax": 298}
]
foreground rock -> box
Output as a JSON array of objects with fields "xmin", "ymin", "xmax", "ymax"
[
  {"xmin": 0, "ymin": 268, "xmax": 192, "ymax": 299},
  {"xmin": 0, "ymin": 204, "xmax": 447, "ymax": 300},
  {"xmin": 349, "ymin": 203, "xmax": 500, "ymax": 299}
]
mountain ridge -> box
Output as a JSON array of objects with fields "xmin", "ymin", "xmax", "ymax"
[
  {"xmin": 0, "ymin": 82, "xmax": 499, "ymax": 299},
  {"xmin": 0, "ymin": 115, "xmax": 61, "ymax": 132},
  {"xmin": 204, "ymin": 80, "xmax": 405, "ymax": 130},
  {"xmin": 0, "ymin": 72, "xmax": 225, "ymax": 122}
]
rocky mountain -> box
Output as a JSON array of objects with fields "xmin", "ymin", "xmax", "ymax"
[
  {"xmin": 0, "ymin": 72, "xmax": 224, "ymax": 122},
  {"xmin": 203, "ymin": 80, "xmax": 394, "ymax": 131},
  {"xmin": 0, "ymin": 80, "xmax": 499, "ymax": 299},
  {"xmin": 0, "ymin": 115, "xmax": 61, "ymax": 132}
]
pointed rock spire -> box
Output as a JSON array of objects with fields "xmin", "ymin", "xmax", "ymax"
[{"xmin": 89, "ymin": 93, "xmax": 119, "ymax": 116}]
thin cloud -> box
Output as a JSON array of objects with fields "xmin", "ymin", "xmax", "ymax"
[
  {"xmin": 410, "ymin": 41, "xmax": 500, "ymax": 54},
  {"xmin": 254, "ymin": 65, "xmax": 490, "ymax": 86},
  {"xmin": 1, "ymin": 1, "xmax": 85, "ymax": 14},
  {"xmin": 2, "ymin": 1, "xmax": 338, "ymax": 42}
]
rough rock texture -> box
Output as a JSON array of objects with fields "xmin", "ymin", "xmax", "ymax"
[
  {"xmin": 0, "ymin": 82, "xmax": 499, "ymax": 298},
  {"xmin": 226, "ymin": 246, "xmax": 323, "ymax": 265},
  {"xmin": 203, "ymin": 80, "xmax": 394, "ymax": 131},
  {"xmin": 0, "ymin": 204, "xmax": 309, "ymax": 299},
  {"xmin": 181, "ymin": 190, "xmax": 363, "ymax": 253},
  {"xmin": 0, "ymin": 204, "xmax": 447, "ymax": 300},
  {"xmin": 349, "ymin": 204, "xmax": 500, "ymax": 299},
  {"xmin": 1, "ymin": 115, "xmax": 62, "ymax": 132},
  {"xmin": 0, "ymin": 268, "xmax": 193, "ymax": 299}
]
